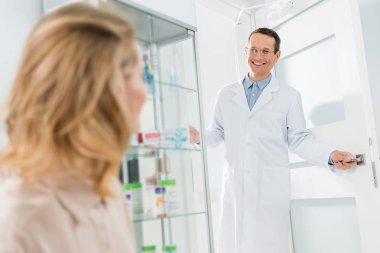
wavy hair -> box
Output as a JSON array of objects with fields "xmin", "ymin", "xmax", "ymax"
[{"xmin": 0, "ymin": 3, "xmax": 138, "ymax": 197}]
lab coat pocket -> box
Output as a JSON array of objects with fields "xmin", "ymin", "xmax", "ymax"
[
  {"xmin": 260, "ymin": 165, "xmax": 290, "ymax": 207},
  {"xmin": 257, "ymin": 110, "xmax": 286, "ymax": 138}
]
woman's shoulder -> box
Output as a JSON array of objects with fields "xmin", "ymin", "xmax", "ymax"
[
  {"xmin": 0, "ymin": 176, "xmax": 54, "ymax": 229},
  {"xmin": 0, "ymin": 176, "xmax": 79, "ymax": 252},
  {"xmin": 0, "ymin": 176, "xmax": 52, "ymax": 201}
]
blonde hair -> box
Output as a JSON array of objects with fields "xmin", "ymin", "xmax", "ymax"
[{"xmin": 0, "ymin": 3, "xmax": 138, "ymax": 197}]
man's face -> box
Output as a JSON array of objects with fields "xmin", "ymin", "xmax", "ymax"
[{"xmin": 245, "ymin": 33, "xmax": 281, "ymax": 80}]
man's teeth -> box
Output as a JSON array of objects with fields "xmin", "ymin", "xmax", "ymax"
[{"xmin": 253, "ymin": 62, "xmax": 264, "ymax": 66}]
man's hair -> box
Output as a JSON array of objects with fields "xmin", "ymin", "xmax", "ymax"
[{"xmin": 247, "ymin": 27, "xmax": 281, "ymax": 53}]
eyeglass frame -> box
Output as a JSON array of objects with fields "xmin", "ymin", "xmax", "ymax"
[{"xmin": 245, "ymin": 47, "xmax": 276, "ymax": 56}]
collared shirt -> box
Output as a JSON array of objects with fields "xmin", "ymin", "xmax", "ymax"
[
  {"xmin": 242, "ymin": 73, "xmax": 272, "ymax": 110},
  {"xmin": 0, "ymin": 176, "xmax": 137, "ymax": 253}
]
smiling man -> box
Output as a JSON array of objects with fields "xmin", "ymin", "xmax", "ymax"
[
  {"xmin": 190, "ymin": 27, "xmax": 355, "ymax": 253},
  {"xmin": 246, "ymin": 30, "xmax": 280, "ymax": 81}
]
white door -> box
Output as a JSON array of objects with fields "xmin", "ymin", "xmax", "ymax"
[{"xmin": 255, "ymin": 0, "xmax": 380, "ymax": 252}]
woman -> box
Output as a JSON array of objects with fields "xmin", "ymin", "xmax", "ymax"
[{"xmin": 0, "ymin": 3, "xmax": 146, "ymax": 253}]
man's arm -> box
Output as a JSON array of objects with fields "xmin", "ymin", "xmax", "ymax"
[
  {"xmin": 286, "ymin": 92, "xmax": 354, "ymax": 170},
  {"xmin": 189, "ymin": 89, "xmax": 225, "ymax": 147}
]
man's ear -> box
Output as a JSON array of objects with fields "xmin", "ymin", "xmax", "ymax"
[{"xmin": 275, "ymin": 50, "xmax": 281, "ymax": 62}]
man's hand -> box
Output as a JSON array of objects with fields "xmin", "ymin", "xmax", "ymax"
[
  {"xmin": 330, "ymin": 150, "xmax": 355, "ymax": 170},
  {"xmin": 189, "ymin": 125, "xmax": 200, "ymax": 144}
]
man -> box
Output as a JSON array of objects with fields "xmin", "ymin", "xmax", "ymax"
[{"xmin": 190, "ymin": 27, "xmax": 355, "ymax": 253}]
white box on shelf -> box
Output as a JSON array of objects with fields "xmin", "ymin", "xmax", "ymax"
[{"xmin": 160, "ymin": 127, "xmax": 190, "ymax": 149}]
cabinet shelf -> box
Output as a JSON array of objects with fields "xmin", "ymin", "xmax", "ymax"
[
  {"xmin": 129, "ymin": 145, "xmax": 201, "ymax": 153},
  {"xmin": 126, "ymin": 145, "xmax": 201, "ymax": 159},
  {"xmin": 132, "ymin": 211, "xmax": 206, "ymax": 223},
  {"xmin": 144, "ymin": 79, "xmax": 197, "ymax": 94},
  {"xmin": 156, "ymin": 80, "xmax": 197, "ymax": 93}
]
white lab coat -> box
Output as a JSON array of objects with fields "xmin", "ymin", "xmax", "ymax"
[{"xmin": 206, "ymin": 77, "xmax": 334, "ymax": 253}]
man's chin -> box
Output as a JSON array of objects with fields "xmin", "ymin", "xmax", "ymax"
[{"xmin": 250, "ymin": 70, "xmax": 264, "ymax": 76}]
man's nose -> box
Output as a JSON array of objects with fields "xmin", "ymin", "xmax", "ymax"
[{"xmin": 252, "ymin": 53, "xmax": 264, "ymax": 61}]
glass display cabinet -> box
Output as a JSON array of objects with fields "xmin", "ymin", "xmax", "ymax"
[{"xmin": 105, "ymin": 1, "xmax": 214, "ymax": 252}]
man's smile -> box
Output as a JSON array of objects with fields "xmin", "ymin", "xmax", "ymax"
[{"xmin": 252, "ymin": 61, "xmax": 265, "ymax": 66}]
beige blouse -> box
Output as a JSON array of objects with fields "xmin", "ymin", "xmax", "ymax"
[{"xmin": 0, "ymin": 176, "xmax": 137, "ymax": 253}]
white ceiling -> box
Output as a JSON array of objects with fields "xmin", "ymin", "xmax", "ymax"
[
  {"xmin": 221, "ymin": 0, "xmax": 280, "ymax": 9},
  {"xmin": 196, "ymin": 0, "xmax": 283, "ymax": 24},
  {"xmin": 196, "ymin": 0, "xmax": 284, "ymax": 20},
  {"xmin": 196, "ymin": 0, "xmax": 241, "ymax": 21}
]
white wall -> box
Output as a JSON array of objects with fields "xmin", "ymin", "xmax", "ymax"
[
  {"xmin": 357, "ymin": 0, "xmax": 380, "ymax": 156},
  {"xmin": 0, "ymin": 1, "xmax": 42, "ymax": 147},
  {"xmin": 196, "ymin": 1, "xmax": 255, "ymax": 78},
  {"xmin": 235, "ymin": 12, "xmax": 255, "ymax": 77},
  {"xmin": 195, "ymin": 3, "xmax": 239, "ymax": 249}
]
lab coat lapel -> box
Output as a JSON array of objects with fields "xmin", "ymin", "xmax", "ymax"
[
  {"xmin": 250, "ymin": 77, "xmax": 280, "ymax": 116},
  {"xmin": 232, "ymin": 79, "xmax": 250, "ymax": 114}
]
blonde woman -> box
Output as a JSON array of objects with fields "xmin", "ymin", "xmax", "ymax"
[{"xmin": 0, "ymin": 3, "xmax": 146, "ymax": 253}]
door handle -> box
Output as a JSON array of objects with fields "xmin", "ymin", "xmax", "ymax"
[
  {"xmin": 349, "ymin": 154, "xmax": 365, "ymax": 165},
  {"xmin": 347, "ymin": 154, "xmax": 377, "ymax": 188}
]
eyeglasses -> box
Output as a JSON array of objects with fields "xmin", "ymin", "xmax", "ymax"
[{"xmin": 246, "ymin": 47, "xmax": 275, "ymax": 56}]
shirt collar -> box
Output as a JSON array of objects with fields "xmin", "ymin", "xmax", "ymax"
[{"xmin": 242, "ymin": 73, "xmax": 272, "ymax": 90}]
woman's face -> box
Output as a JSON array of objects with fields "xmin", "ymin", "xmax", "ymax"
[{"xmin": 123, "ymin": 58, "xmax": 147, "ymax": 133}]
